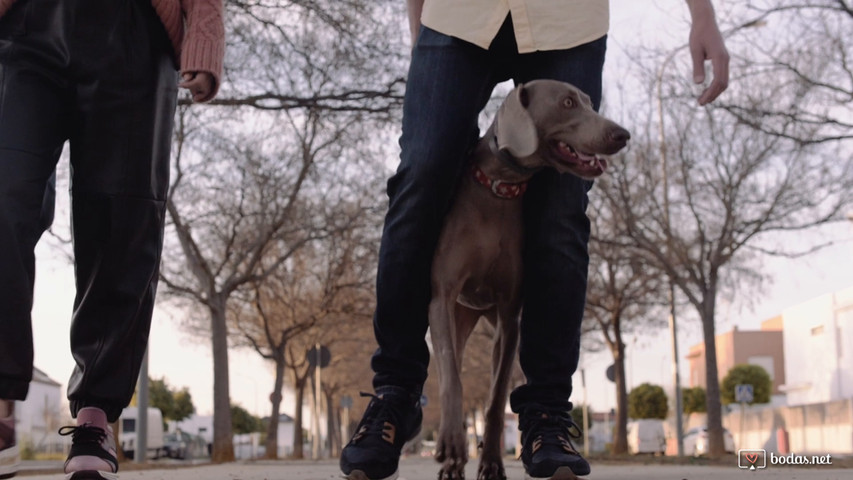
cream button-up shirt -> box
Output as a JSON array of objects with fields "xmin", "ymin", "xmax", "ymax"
[{"xmin": 421, "ymin": 0, "xmax": 609, "ymax": 53}]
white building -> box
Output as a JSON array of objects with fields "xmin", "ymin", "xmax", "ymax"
[
  {"xmin": 15, "ymin": 367, "xmax": 66, "ymax": 453},
  {"xmin": 272, "ymin": 413, "xmax": 296, "ymax": 457},
  {"xmin": 780, "ymin": 285, "xmax": 853, "ymax": 406},
  {"xmin": 171, "ymin": 413, "xmax": 295, "ymax": 458}
]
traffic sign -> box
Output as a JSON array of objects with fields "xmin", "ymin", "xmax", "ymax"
[
  {"xmin": 606, "ymin": 364, "xmax": 615, "ymax": 382},
  {"xmin": 307, "ymin": 345, "xmax": 331, "ymax": 368},
  {"xmin": 735, "ymin": 384, "xmax": 754, "ymax": 404}
]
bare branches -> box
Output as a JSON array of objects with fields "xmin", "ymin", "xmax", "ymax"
[
  {"xmin": 179, "ymin": 79, "xmax": 406, "ymax": 113},
  {"xmin": 599, "ymin": 9, "xmax": 853, "ymax": 453},
  {"xmin": 724, "ymin": 1, "xmax": 853, "ymax": 145}
]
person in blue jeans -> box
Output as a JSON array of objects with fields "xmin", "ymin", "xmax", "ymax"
[{"xmin": 341, "ymin": 1, "xmax": 729, "ymax": 479}]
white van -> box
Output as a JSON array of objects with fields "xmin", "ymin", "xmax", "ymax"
[
  {"xmin": 626, "ymin": 419, "xmax": 667, "ymax": 455},
  {"xmin": 119, "ymin": 407, "xmax": 165, "ymax": 459}
]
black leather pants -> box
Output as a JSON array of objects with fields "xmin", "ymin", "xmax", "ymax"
[{"xmin": 0, "ymin": 0, "xmax": 178, "ymax": 422}]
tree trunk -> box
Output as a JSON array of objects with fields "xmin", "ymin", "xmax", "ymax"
[
  {"xmin": 611, "ymin": 335, "xmax": 629, "ymax": 455},
  {"xmin": 324, "ymin": 390, "xmax": 340, "ymax": 456},
  {"xmin": 292, "ymin": 377, "xmax": 307, "ymax": 459},
  {"xmin": 264, "ymin": 349, "xmax": 287, "ymax": 459},
  {"xmin": 701, "ymin": 293, "xmax": 725, "ymax": 458},
  {"xmin": 210, "ymin": 297, "xmax": 235, "ymax": 462}
]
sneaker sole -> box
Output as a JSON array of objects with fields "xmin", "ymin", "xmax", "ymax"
[
  {"xmin": 341, "ymin": 469, "xmax": 398, "ymax": 480},
  {"xmin": 525, "ymin": 466, "xmax": 581, "ymax": 480},
  {"xmin": 0, "ymin": 444, "xmax": 19, "ymax": 479},
  {"xmin": 65, "ymin": 471, "xmax": 118, "ymax": 480}
]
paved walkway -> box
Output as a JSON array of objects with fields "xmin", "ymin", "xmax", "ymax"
[{"xmin": 17, "ymin": 457, "xmax": 853, "ymax": 480}]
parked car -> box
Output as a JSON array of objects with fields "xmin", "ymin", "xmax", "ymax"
[
  {"xmin": 162, "ymin": 430, "xmax": 209, "ymax": 460},
  {"xmin": 119, "ymin": 407, "xmax": 165, "ymax": 459},
  {"xmin": 162, "ymin": 432, "xmax": 189, "ymax": 459},
  {"xmin": 683, "ymin": 426, "xmax": 736, "ymax": 456},
  {"xmin": 626, "ymin": 419, "xmax": 667, "ymax": 455}
]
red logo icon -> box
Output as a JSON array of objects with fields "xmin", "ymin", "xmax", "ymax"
[{"xmin": 738, "ymin": 449, "xmax": 767, "ymax": 470}]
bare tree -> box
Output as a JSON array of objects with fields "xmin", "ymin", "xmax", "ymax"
[
  {"xmin": 599, "ymin": 49, "xmax": 853, "ymax": 455},
  {"xmin": 161, "ymin": 93, "xmax": 390, "ymax": 460},
  {"xmin": 159, "ymin": 1, "xmax": 404, "ymax": 460},
  {"xmin": 286, "ymin": 345, "xmax": 313, "ymax": 459},
  {"xmin": 284, "ymin": 306, "xmax": 376, "ymax": 458},
  {"xmin": 229, "ymin": 188, "xmax": 383, "ymax": 458},
  {"xmin": 584, "ymin": 208, "xmax": 668, "ymax": 455}
]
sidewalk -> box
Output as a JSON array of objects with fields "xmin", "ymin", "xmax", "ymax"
[{"xmin": 17, "ymin": 457, "xmax": 853, "ymax": 480}]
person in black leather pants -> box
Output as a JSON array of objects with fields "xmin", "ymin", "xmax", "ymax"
[{"xmin": 0, "ymin": 0, "xmax": 222, "ymax": 476}]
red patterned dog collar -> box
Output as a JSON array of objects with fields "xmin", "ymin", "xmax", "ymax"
[{"xmin": 471, "ymin": 164, "xmax": 528, "ymax": 199}]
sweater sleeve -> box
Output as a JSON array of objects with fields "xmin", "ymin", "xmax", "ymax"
[{"xmin": 180, "ymin": 0, "xmax": 225, "ymax": 101}]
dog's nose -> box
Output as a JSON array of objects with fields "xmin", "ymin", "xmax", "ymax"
[{"xmin": 610, "ymin": 126, "xmax": 631, "ymax": 144}]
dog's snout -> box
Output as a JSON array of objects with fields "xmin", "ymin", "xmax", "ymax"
[{"xmin": 610, "ymin": 126, "xmax": 631, "ymax": 144}]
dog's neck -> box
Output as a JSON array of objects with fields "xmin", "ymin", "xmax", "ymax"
[{"xmin": 469, "ymin": 127, "xmax": 541, "ymax": 199}]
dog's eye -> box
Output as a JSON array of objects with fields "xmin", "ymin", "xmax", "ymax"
[{"xmin": 562, "ymin": 97, "xmax": 574, "ymax": 108}]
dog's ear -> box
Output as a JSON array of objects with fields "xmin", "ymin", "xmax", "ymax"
[{"xmin": 495, "ymin": 83, "xmax": 538, "ymax": 158}]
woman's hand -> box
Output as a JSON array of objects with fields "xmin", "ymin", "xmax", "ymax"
[{"xmin": 179, "ymin": 71, "xmax": 216, "ymax": 103}]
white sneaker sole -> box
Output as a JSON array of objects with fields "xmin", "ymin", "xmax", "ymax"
[
  {"xmin": 0, "ymin": 444, "xmax": 19, "ymax": 479},
  {"xmin": 64, "ymin": 470, "xmax": 118, "ymax": 480},
  {"xmin": 0, "ymin": 445, "xmax": 21, "ymax": 478}
]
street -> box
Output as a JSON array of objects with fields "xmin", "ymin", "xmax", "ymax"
[{"xmin": 17, "ymin": 457, "xmax": 853, "ymax": 480}]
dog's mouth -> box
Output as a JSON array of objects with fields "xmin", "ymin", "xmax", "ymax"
[{"xmin": 553, "ymin": 141, "xmax": 608, "ymax": 179}]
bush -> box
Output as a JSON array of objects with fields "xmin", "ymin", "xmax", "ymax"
[
  {"xmin": 628, "ymin": 383, "xmax": 668, "ymax": 419},
  {"xmin": 720, "ymin": 364, "xmax": 772, "ymax": 405}
]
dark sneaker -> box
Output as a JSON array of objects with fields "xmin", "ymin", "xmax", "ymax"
[
  {"xmin": 519, "ymin": 408, "xmax": 589, "ymax": 480},
  {"xmin": 340, "ymin": 387, "xmax": 422, "ymax": 480},
  {"xmin": 59, "ymin": 407, "xmax": 118, "ymax": 480},
  {"xmin": 0, "ymin": 404, "xmax": 18, "ymax": 480}
]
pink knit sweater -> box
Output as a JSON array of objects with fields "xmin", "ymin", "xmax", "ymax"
[{"xmin": 0, "ymin": 0, "xmax": 225, "ymax": 100}]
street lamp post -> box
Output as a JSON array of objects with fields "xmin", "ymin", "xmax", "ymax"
[{"xmin": 656, "ymin": 47, "xmax": 684, "ymax": 458}]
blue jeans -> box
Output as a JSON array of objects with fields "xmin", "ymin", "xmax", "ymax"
[{"xmin": 371, "ymin": 18, "xmax": 607, "ymax": 413}]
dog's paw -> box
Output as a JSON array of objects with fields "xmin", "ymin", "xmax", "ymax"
[
  {"xmin": 434, "ymin": 429, "xmax": 467, "ymax": 463},
  {"xmin": 437, "ymin": 462, "xmax": 466, "ymax": 480},
  {"xmin": 435, "ymin": 428, "xmax": 467, "ymax": 480},
  {"xmin": 477, "ymin": 460, "xmax": 506, "ymax": 480}
]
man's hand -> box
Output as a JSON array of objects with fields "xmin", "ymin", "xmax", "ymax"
[
  {"xmin": 687, "ymin": 0, "xmax": 729, "ymax": 105},
  {"xmin": 179, "ymin": 71, "xmax": 215, "ymax": 103}
]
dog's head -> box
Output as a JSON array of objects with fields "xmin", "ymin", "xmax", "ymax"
[{"xmin": 493, "ymin": 80, "xmax": 630, "ymax": 179}]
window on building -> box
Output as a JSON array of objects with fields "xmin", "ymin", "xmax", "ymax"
[{"xmin": 811, "ymin": 325, "xmax": 824, "ymax": 336}]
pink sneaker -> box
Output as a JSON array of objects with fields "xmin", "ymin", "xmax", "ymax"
[
  {"xmin": 0, "ymin": 407, "xmax": 18, "ymax": 479},
  {"xmin": 59, "ymin": 408, "xmax": 118, "ymax": 480}
]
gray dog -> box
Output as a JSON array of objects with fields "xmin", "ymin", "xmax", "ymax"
[{"xmin": 429, "ymin": 80, "xmax": 630, "ymax": 480}]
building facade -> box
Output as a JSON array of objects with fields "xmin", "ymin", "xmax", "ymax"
[
  {"xmin": 780, "ymin": 285, "xmax": 853, "ymax": 406},
  {"xmin": 686, "ymin": 318, "xmax": 786, "ymax": 399},
  {"xmin": 15, "ymin": 367, "xmax": 66, "ymax": 453}
]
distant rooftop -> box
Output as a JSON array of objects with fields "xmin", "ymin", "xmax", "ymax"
[{"xmin": 32, "ymin": 367, "xmax": 61, "ymax": 387}]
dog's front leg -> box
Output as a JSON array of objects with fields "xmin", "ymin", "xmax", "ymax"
[{"xmin": 429, "ymin": 295, "xmax": 468, "ymax": 480}]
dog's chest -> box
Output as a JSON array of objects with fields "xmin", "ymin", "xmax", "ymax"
[{"xmin": 433, "ymin": 182, "xmax": 526, "ymax": 307}]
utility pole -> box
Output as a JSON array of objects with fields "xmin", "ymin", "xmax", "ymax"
[
  {"xmin": 135, "ymin": 348, "xmax": 149, "ymax": 463},
  {"xmin": 657, "ymin": 50, "xmax": 684, "ymax": 457}
]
